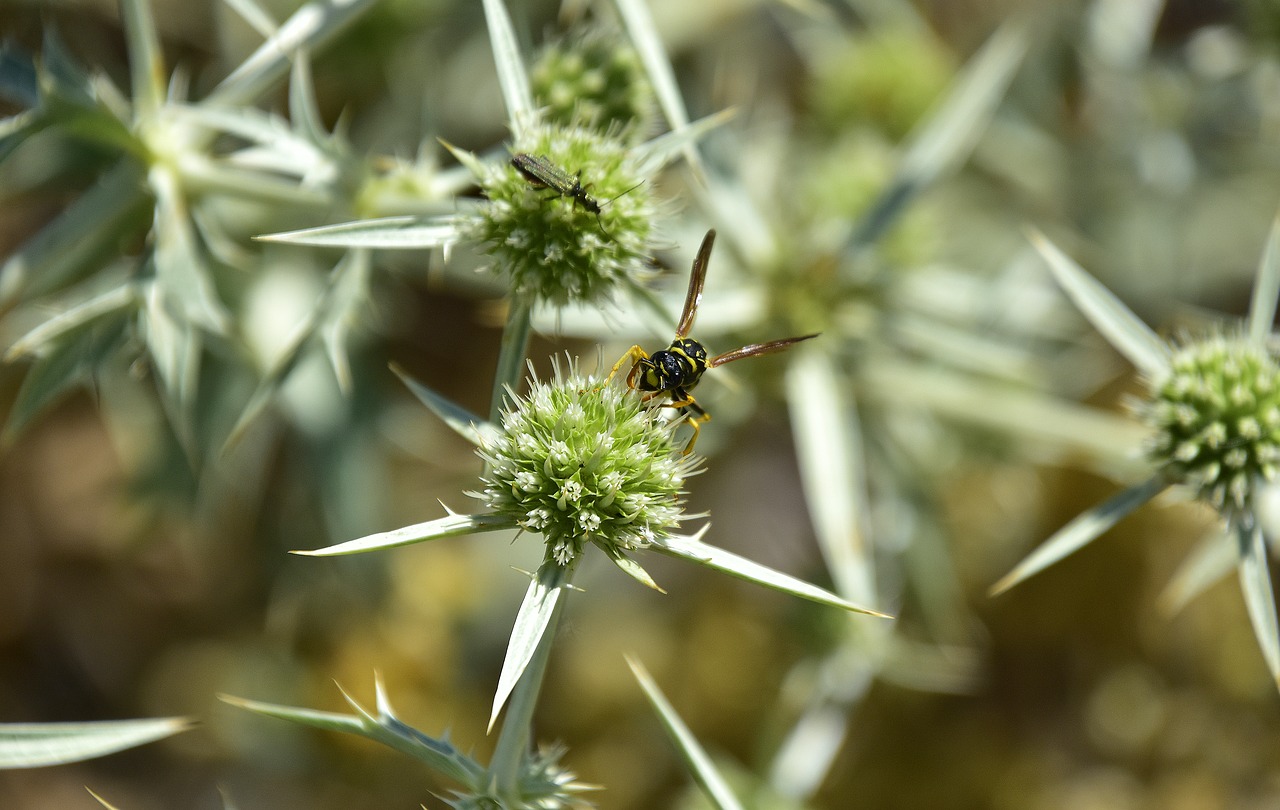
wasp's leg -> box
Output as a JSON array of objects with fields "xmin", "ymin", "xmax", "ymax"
[
  {"xmin": 606, "ymin": 345, "xmax": 650, "ymax": 387},
  {"xmin": 665, "ymin": 394, "xmax": 711, "ymax": 456}
]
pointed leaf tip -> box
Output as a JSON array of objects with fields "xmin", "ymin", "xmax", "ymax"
[
  {"xmin": 990, "ymin": 475, "xmax": 1167, "ymax": 596},
  {"xmin": 1025, "ymin": 227, "xmax": 1170, "ymax": 377}
]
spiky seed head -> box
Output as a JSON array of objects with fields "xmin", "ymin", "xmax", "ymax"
[
  {"xmin": 478, "ymin": 359, "xmax": 697, "ymax": 566},
  {"xmin": 531, "ymin": 29, "xmax": 655, "ymax": 137},
  {"xmin": 1144, "ymin": 334, "xmax": 1280, "ymax": 515},
  {"xmin": 470, "ymin": 125, "xmax": 654, "ymax": 307}
]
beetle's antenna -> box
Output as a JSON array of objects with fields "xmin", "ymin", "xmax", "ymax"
[{"xmin": 600, "ymin": 181, "xmax": 644, "ymax": 209}]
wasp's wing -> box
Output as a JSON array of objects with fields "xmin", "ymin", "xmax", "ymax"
[
  {"xmin": 708, "ymin": 334, "xmax": 819, "ymax": 368},
  {"xmin": 676, "ymin": 229, "xmax": 716, "ymax": 338}
]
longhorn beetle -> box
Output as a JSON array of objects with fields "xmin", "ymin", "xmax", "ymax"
[
  {"xmin": 609, "ymin": 228, "xmax": 819, "ymax": 454},
  {"xmin": 511, "ymin": 153, "xmax": 641, "ymax": 239}
]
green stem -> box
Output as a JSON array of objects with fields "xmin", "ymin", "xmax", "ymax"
[{"xmin": 489, "ymin": 294, "xmax": 534, "ymax": 422}]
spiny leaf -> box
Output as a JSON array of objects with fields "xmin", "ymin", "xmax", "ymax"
[{"xmin": 0, "ymin": 717, "xmax": 192, "ymax": 769}]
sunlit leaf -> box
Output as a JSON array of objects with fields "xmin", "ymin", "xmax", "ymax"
[
  {"xmin": 1027, "ymin": 229, "xmax": 1170, "ymax": 378},
  {"xmin": 786, "ymin": 346, "xmax": 876, "ymax": 605},
  {"xmin": 292, "ymin": 511, "xmax": 517, "ymax": 556},
  {"xmin": 852, "ymin": 18, "xmax": 1028, "ymax": 247},
  {"xmin": 223, "ymin": 681, "xmax": 485, "ymax": 786},
  {"xmin": 481, "ymin": 0, "xmax": 534, "ymax": 137},
  {"xmin": 257, "ymin": 215, "xmax": 463, "ymax": 249},
  {"xmin": 614, "ymin": 0, "xmax": 701, "ymax": 176},
  {"xmin": 627, "ymin": 657, "xmax": 745, "ymax": 810},
  {"xmin": 1236, "ymin": 519, "xmax": 1280, "ymax": 689},
  {"xmin": 0, "ymin": 162, "xmax": 151, "ymax": 307},
  {"xmin": 209, "ymin": 0, "xmax": 379, "ymax": 107},
  {"xmin": 990, "ymin": 475, "xmax": 1168, "ymax": 596},
  {"xmin": 1249, "ymin": 214, "xmax": 1280, "ymax": 345},
  {"xmin": 3, "ymin": 315, "xmax": 124, "ymax": 443},
  {"xmin": 0, "ymin": 717, "xmax": 191, "ymax": 768},
  {"xmin": 119, "ymin": 0, "xmax": 165, "ymax": 116},
  {"xmin": 392, "ymin": 364, "xmax": 496, "ymax": 447},
  {"xmin": 490, "ymin": 560, "xmax": 575, "ymax": 731},
  {"xmin": 5, "ymin": 281, "xmax": 140, "ymax": 361},
  {"xmin": 650, "ymin": 527, "xmax": 889, "ymax": 617}
]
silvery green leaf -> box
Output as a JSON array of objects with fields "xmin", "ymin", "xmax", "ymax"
[
  {"xmin": 990, "ymin": 475, "xmax": 1168, "ymax": 596},
  {"xmin": 860, "ymin": 359, "xmax": 1151, "ymax": 479},
  {"xmin": 292, "ymin": 511, "xmax": 517, "ymax": 556},
  {"xmin": 481, "ymin": 0, "xmax": 534, "ymax": 137},
  {"xmin": 1248, "ymin": 214, "xmax": 1280, "ymax": 346},
  {"xmin": 169, "ymin": 105, "xmax": 326, "ymax": 173},
  {"xmin": 614, "ymin": 0, "xmax": 700, "ymax": 174},
  {"xmin": 223, "ymin": 682, "xmax": 486, "ymax": 786},
  {"xmin": 222, "ymin": 0, "xmax": 280, "ymax": 39},
  {"xmin": 1158, "ymin": 527, "xmax": 1234, "ymax": 617},
  {"xmin": 225, "ymin": 250, "xmax": 371, "ymax": 445},
  {"xmin": 852, "ymin": 18, "xmax": 1028, "ymax": 247},
  {"xmin": 650, "ymin": 527, "xmax": 889, "ymax": 616},
  {"xmin": 634, "ymin": 109, "xmax": 736, "ymax": 177},
  {"xmin": 151, "ymin": 166, "xmax": 230, "ymax": 333},
  {"xmin": 490, "ymin": 560, "xmax": 574, "ymax": 731},
  {"xmin": 0, "ymin": 717, "xmax": 191, "ymax": 768},
  {"xmin": 208, "ymin": 0, "xmax": 378, "ymax": 107},
  {"xmin": 257, "ymin": 215, "xmax": 463, "ymax": 249},
  {"xmin": 1236, "ymin": 518, "xmax": 1280, "ymax": 688},
  {"xmin": 224, "ymin": 308, "xmax": 318, "ymax": 448},
  {"xmin": 627, "ymin": 657, "xmax": 745, "ymax": 810},
  {"xmin": 392, "ymin": 364, "xmax": 496, "ymax": 447},
  {"xmin": 119, "ymin": 0, "xmax": 164, "ymax": 116},
  {"xmin": 5, "ymin": 281, "xmax": 140, "ymax": 361},
  {"xmin": 0, "ymin": 162, "xmax": 151, "ymax": 306},
  {"xmin": 3, "ymin": 311, "xmax": 124, "ymax": 443},
  {"xmin": 320, "ymin": 248, "xmax": 372, "ymax": 394},
  {"xmin": 786, "ymin": 346, "xmax": 877, "ymax": 605},
  {"xmin": 287, "ymin": 50, "xmax": 337, "ymax": 155},
  {"xmin": 1027, "ymin": 229, "xmax": 1170, "ymax": 377},
  {"xmin": 139, "ymin": 281, "xmax": 201, "ymax": 459}
]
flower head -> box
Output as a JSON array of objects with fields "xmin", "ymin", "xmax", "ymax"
[
  {"xmin": 478, "ymin": 359, "xmax": 697, "ymax": 565},
  {"xmin": 531, "ymin": 29, "xmax": 655, "ymax": 137},
  {"xmin": 1144, "ymin": 334, "xmax": 1280, "ymax": 515},
  {"xmin": 468, "ymin": 125, "xmax": 655, "ymax": 307}
]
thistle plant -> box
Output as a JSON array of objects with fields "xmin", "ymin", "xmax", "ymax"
[
  {"xmin": 244, "ymin": 356, "xmax": 884, "ymax": 808},
  {"xmin": 991, "ymin": 222, "xmax": 1280, "ymax": 689},
  {"xmin": 10, "ymin": 0, "xmax": 1280, "ymax": 808}
]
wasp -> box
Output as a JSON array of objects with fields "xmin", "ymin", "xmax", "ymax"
[
  {"xmin": 609, "ymin": 229, "xmax": 818, "ymax": 454},
  {"xmin": 511, "ymin": 153, "xmax": 640, "ymax": 238}
]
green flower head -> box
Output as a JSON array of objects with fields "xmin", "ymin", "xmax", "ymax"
[
  {"xmin": 469, "ymin": 125, "xmax": 654, "ymax": 307},
  {"xmin": 1144, "ymin": 334, "xmax": 1280, "ymax": 514},
  {"xmin": 531, "ymin": 28, "xmax": 656, "ymax": 137},
  {"xmin": 478, "ymin": 359, "xmax": 697, "ymax": 566}
]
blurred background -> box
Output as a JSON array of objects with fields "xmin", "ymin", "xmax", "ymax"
[{"xmin": 4, "ymin": 0, "xmax": 1280, "ymax": 808}]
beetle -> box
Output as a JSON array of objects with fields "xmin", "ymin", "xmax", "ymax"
[
  {"xmin": 609, "ymin": 228, "xmax": 818, "ymax": 454},
  {"xmin": 510, "ymin": 153, "xmax": 640, "ymax": 238}
]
